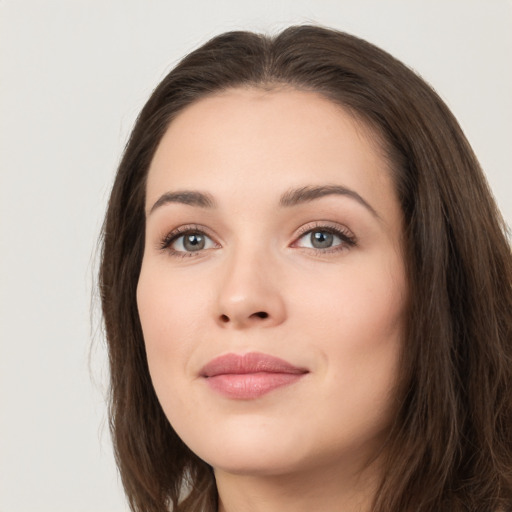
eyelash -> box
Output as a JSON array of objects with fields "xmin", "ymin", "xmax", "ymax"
[
  {"xmin": 159, "ymin": 225, "xmax": 217, "ymax": 258},
  {"xmin": 159, "ymin": 223, "xmax": 357, "ymax": 258},
  {"xmin": 293, "ymin": 223, "xmax": 357, "ymax": 253}
]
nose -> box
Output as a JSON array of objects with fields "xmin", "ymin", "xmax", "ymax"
[{"xmin": 215, "ymin": 248, "xmax": 286, "ymax": 329}]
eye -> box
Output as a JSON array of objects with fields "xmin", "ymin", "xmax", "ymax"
[
  {"xmin": 293, "ymin": 225, "xmax": 356, "ymax": 252},
  {"xmin": 161, "ymin": 227, "xmax": 218, "ymax": 255},
  {"xmin": 173, "ymin": 232, "xmax": 213, "ymax": 252},
  {"xmin": 297, "ymin": 230, "xmax": 341, "ymax": 250}
]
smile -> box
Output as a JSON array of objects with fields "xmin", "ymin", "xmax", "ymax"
[{"xmin": 200, "ymin": 352, "xmax": 309, "ymax": 400}]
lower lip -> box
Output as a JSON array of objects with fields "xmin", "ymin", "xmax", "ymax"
[{"xmin": 205, "ymin": 372, "xmax": 305, "ymax": 399}]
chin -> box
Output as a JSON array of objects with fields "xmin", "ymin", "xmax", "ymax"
[{"xmin": 182, "ymin": 418, "xmax": 307, "ymax": 476}]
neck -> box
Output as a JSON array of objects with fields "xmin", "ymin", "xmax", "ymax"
[{"xmin": 215, "ymin": 459, "xmax": 380, "ymax": 512}]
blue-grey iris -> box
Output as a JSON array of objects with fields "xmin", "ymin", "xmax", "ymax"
[
  {"xmin": 311, "ymin": 231, "xmax": 333, "ymax": 249},
  {"xmin": 184, "ymin": 233, "xmax": 205, "ymax": 251}
]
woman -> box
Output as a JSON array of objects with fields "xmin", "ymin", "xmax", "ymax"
[{"xmin": 99, "ymin": 25, "xmax": 512, "ymax": 512}]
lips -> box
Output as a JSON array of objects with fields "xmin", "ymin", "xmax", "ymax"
[{"xmin": 200, "ymin": 352, "xmax": 309, "ymax": 399}]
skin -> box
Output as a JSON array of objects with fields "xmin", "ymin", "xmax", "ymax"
[{"xmin": 137, "ymin": 88, "xmax": 407, "ymax": 512}]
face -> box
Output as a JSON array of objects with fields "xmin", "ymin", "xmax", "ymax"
[{"xmin": 137, "ymin": 88, "xmax": 407, "ymax": 480}]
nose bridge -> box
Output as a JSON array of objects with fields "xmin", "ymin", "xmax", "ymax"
[{"xmin": 215, "ymin": 240, "xmax": 285, "ymax": 328}]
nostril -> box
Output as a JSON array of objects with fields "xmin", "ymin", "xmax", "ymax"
[{"xmin": 219, "ymin": 311, "xmax": 269, "ymax": 324}]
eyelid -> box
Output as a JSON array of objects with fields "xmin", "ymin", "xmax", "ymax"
[
  {"xmin": 291, "ymin": 221, "xmax": 357, "ymax": 251},
  {"xmin": 157, "ymin": 221, "xmax": 356, "ymax": 257},
  {"xmin": 159, "ymin": 224, "xmax": 220, "ymax": 253}
]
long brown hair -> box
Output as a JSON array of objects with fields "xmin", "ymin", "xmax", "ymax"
[{"xmin": 99, "ymin": 25, "xmax": 512, "ymax": 512}]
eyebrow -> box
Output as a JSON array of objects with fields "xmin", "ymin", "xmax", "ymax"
[
  {"xmin": 280, "ymin": 185, "xmax": 380, "ymax": 218},
  {"xmin": 148, "ymin": 184, "xmax": 379, "ymax": 218},
  {"xmin": 149, "ymin": 190, "xmax": 216, "ymax": 215}
]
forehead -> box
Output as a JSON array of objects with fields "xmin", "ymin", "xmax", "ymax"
[
  {"xmin": 146, "ymin": 87, "xmax": 395, "ymax": 212},
  {"xmin": 155, "ymin": 86, "xmax": 381, "ymax": 155}
]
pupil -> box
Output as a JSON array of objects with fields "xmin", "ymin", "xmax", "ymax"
[
  {"xmin": 311, "ymin": 231, "xmax": 333, "ymax": 249},
  {"xmin": 184, "ymin": 233, "xmax": 205, "ymax": 251}
]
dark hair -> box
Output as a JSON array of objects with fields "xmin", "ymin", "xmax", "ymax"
[{"xmin": 99, "ymin": 25, "xmax": 512, "ymax": 512}]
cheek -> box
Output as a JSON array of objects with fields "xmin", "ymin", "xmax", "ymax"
[
  {"xmin": 137, "ymin": 262, "xmax": 208, "ymax": 344},
  {"xmin": 297, "ymin": 252, "xmax": 406, "ymax": 340},
  {"xmin": 137, "ymin": 266, "xmax": 217, "ymax": 448},
  {"xmin": 299, "ymin": 260, "xmax": 405, "ymax": 445},
  {"xmin": 136, "ymin": 264, "xmax": 208, "ymax": 399},
  {"xmin": 295, "ymin": 251, "xmax": 406, "ymax": 392}
]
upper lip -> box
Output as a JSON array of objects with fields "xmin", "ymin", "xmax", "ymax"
[{"xmin": 200, "ymin": 352, "xmax": 309, "ymax": 377}]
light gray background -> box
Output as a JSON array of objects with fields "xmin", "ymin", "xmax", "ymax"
[{"xmin": 1, "ymin": 1, "xmax": 511, "ymax": 511}]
